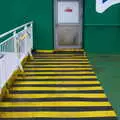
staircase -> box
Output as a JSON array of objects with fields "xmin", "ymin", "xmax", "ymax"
[{"xmin": 0, "ymin": 50, "xmax": 117, "ymax": 120}]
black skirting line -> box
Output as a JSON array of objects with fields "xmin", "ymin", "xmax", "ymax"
[
  {"xmin": 0, "ymin": 117, "xmax": 117, "ymax": 120},
  {"xmin": 30, "ymin": 57, "xmax": 87, "ymax": 59},
  {"xmin": 32, "ymin": 58, "xmax": 88, "ymax": 60},
  {"xmin": 23, "ymin": 66, "xmax": 92, "ymax": 68},
  {"xmin": 33, "ymin": 53, "xmax": 85, "ymax": 56},
  {"xmin": 3, "ymin": 98, "xmax": 109, "ymax": 102},
  {"xmin": 26, "ymin": 61, "xmax": 89, "ymax": 66},
  {"xmin": 12, "ymin": 84, "xmax": 101, "ymax": 87},
  {"xmin": 0, "ymin": 106, "xmax": 113, "ymax": 112},
  {"xmin": 33, "ymin": 53, "xmax": 85, "ymax": 55},
  {"xmin": 33, "ymin": 52, "xmax": 84, "ymax": 54},
  {"xmin": 53, "ymin": 51, "xmax": 84, "ymax": 54},
  {"xmin": 9, "ymin": 90, "xmax": 104, "ymax": 94},
  {"xmin": 34, "ymin": 51, "xmax": 84, "ymax": 53},
  {"xmin": 33, "ymin": 57, "xmax": 87, "ymax": 59},
  {"xmin": 33, "ymin": 55, "xmax": 85, "ymax": 56},
  {"xmin": 27, "ymin": 60, "xmax": 88, "ymax": 62},
  {"xmin": 15, "ymin": 78, "xmax": 97, "ymax": 82},
  {"xmin": 24, "ymin": 70, "xmax": 93, "ymax": 72},
  {"xmin": 33, "ymin": 56, "xmax": 86, "ymax": 58},
  {"xmin": 18, "ymin": 74, "xmax": 96, "ymax": 76}
]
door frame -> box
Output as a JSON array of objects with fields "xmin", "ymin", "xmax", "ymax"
[{"xmin": 54, "ymin": 0, "xmax": 84, "ymax": 49}]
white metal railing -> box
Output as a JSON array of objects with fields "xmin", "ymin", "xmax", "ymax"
[{"xmin": 0, "ymin": 21, "xmax": 33, "ymax": 90}]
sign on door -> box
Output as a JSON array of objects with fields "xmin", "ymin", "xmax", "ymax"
[{"xmin": 58, "ymin": 1, "xmax": 79, "ymax": 24}]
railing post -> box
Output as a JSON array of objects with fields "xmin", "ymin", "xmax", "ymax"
[
  {"xmin": 29, "ymin": 22, "xmax": 33, "ymax": 59},
  {"xmin": 24, "ymin": 25, "xmax": 33, "ymax": 59},
  {"xmin": 13, "ymin": 31, "xmax": 24, "ymax": 72},
  {"xmin": 30, "ymin": 22, "xmax": 33, "ymax": 49},
  {"xmin": 25, "ymin": 22, "xmax": 33, "ymax": 59},
  {"xmin": 24, "ymin": 25, "xmax": 28, "ymax": 55},
  {"xmin": 13, "ymin": 31, "xmax": 17, "ymax": 54}
]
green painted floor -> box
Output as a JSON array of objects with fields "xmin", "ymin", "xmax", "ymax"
[{"xmin": 88, "ymin": 53, "xmax": 120, "ymax": 119}]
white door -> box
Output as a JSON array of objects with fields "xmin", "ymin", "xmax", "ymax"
[{"xmin": 55, "ymin": 0, "xmax": 83, "ymax": 49}]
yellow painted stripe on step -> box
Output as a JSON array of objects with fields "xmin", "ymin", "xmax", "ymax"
[
  {"xmin": 24, "ymin": 68, "xmax": 93, "ymax": 71},
  {"xmin": 36, "ymin": 49, "xmax": 84, "ymax": 53},
  {"xmin": 34, "ymin": 54, "xmax": 86, "ymax": 55},
  {"xmin": 12, "ymin": 86, "xmax": 103, "ymax": 91},
  {"xmin": 20, "ymin": 72, "xmax": 95, "ymax": 75},
  {"xmin": 0, "ymin": 111, "xmax": 116, "ymax": 118},
  {"xmin": 24, "ymin": 64, "xmax": 92, "ymax": 67},
  {"xmin": 17, "ymin": 76, "xmax": 96, "ymax": 79},
  {"xmin": 31, "ymin": 59, "xmax": 89, "ymax": 61},
  {"xmin": 0, "ymin": 101, "xmax": 111, "ymax": 107},
  {"xmin": 36, "ymin": 50, "xmax": 54, "ymax": 53},
  {"xmin": 27, "ymin": 61, "xmax": 90, "ymax": 64},
  {"xmin": 35, "ymin": 57, "xmax": 87, "ymax": 59},
  {"xmin": 37, "ymin": 57, "xmax": 86, "ymax": 59},
  {"xmin": 14, "ymin": 81, "xmax": 100, "ymax": 85},
  {"xmin": 8, "ymin": 93, "xmax": 106, "ymax": 98},
  {"xmin": 34, "ymin": 55, "xmax": 87, "ymax": 57},
  {"xmin": 27, "ymin": 59, "xmax": 89, "ymax": 63}
]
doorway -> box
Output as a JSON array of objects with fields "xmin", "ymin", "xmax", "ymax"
[{"xmin": 54, "ymin": 0, "xmax": 83, "ymax": 49}]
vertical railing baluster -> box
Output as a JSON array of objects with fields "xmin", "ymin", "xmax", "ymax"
[
  {"xmin": 14, "ymin": 31, "xmax": 24, "ymax": 72},
  {"xmin": 0, "ymin": 45, "xmax": 1, "ymax": 87},
  {"xmin": 24, "ymin": 25, "xmax": 28, "ymax": 56},
  {"xmin": 29, "ymin": 23, "xmax": 33, "ymax": 59},
  {"xmin": 13, "ymin": 31, "xmax": 17, "ymax": 54},
  {"xmin": 31, "ymin": 22, "xmax": 33, "ymax": 49}
]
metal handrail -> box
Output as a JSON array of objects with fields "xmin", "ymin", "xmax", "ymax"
[
  {"xmin": 0, "ymin": 21, "xmax": 33, "ymax": 90},
  {"xmin": 0, "ymin": 21, "xmax": 33, "ymax": 39}
]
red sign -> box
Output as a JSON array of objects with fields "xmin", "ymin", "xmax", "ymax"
[{"xmin": 65, "ymin": 8, "xmax": 72, "ymax": 12}]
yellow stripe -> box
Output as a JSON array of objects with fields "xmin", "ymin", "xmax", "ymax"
[
  {"xmin": 12, "ymin": 86, "xmax": 103, "ymax": 91},
  {"xmin": 35, "ymin": 53, "xmax": 86, "ymax": 55},
  {"xmin": 7, "ymin": 93, "xmax": 106, "ymax": 98},
  {"xmin": 20, "ymin": 71, "xmax": 95, "ymax": 75},
  {"xmin": 34, "ymin": 56, "xmax": 87, "ymax": 59},
  {"xmin": 34, "ymin": 54, "xmax": 87, "ymax": 56},
  {"xmin": 36, "ymin": 50, "xmax": 54, "ymax": 53},
  {"xmin": 32, "ymin": 58, "xmax": 88, "ymax": 60},
  {"xmin": 0, "ymin": 101, "xmax": 110, "ymax": 107},
  {"xmin": 17, "ymin": 76, "xmax": 96, "ymax": 79},
  {"xmin": 31, "ymin": 59, "xmax": 89, "ymax": 61},
  {"xmin": 0, "ymin": 111, "xmax": 116, "ymax": 118},
  {"xmin": 24, "ymin": 68, "xmax": 93, "ymax": 71},
  {"xmin": 36, "ymin": 49, "xmax": 84, "ymax": 53},
  {"xmin": 24, "ymin": 64, "xmax": 92, "ymax": 67},
  {"xmin": 26, "ymin": 61, "xmax": 90, "ymax": 64},
  {"xmin": 14, "ymin": 81, "xmax": 100, "ymax": 85}
]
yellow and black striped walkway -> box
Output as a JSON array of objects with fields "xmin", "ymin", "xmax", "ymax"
[{"xmin": 0, "ymin": 50, "xmax": 117, "ymax": 120}]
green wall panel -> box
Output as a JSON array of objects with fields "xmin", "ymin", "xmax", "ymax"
[
  {"xmin": 84, "ymin": 0, "xmax": 120, "ymax": 53},
  {"xmin": 0, "ymin": 0, "xmax": 53, "ymax": 50},
  {"xmin": 84, "ymin": 26, "xmax": 120, "ymax": 53}
]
